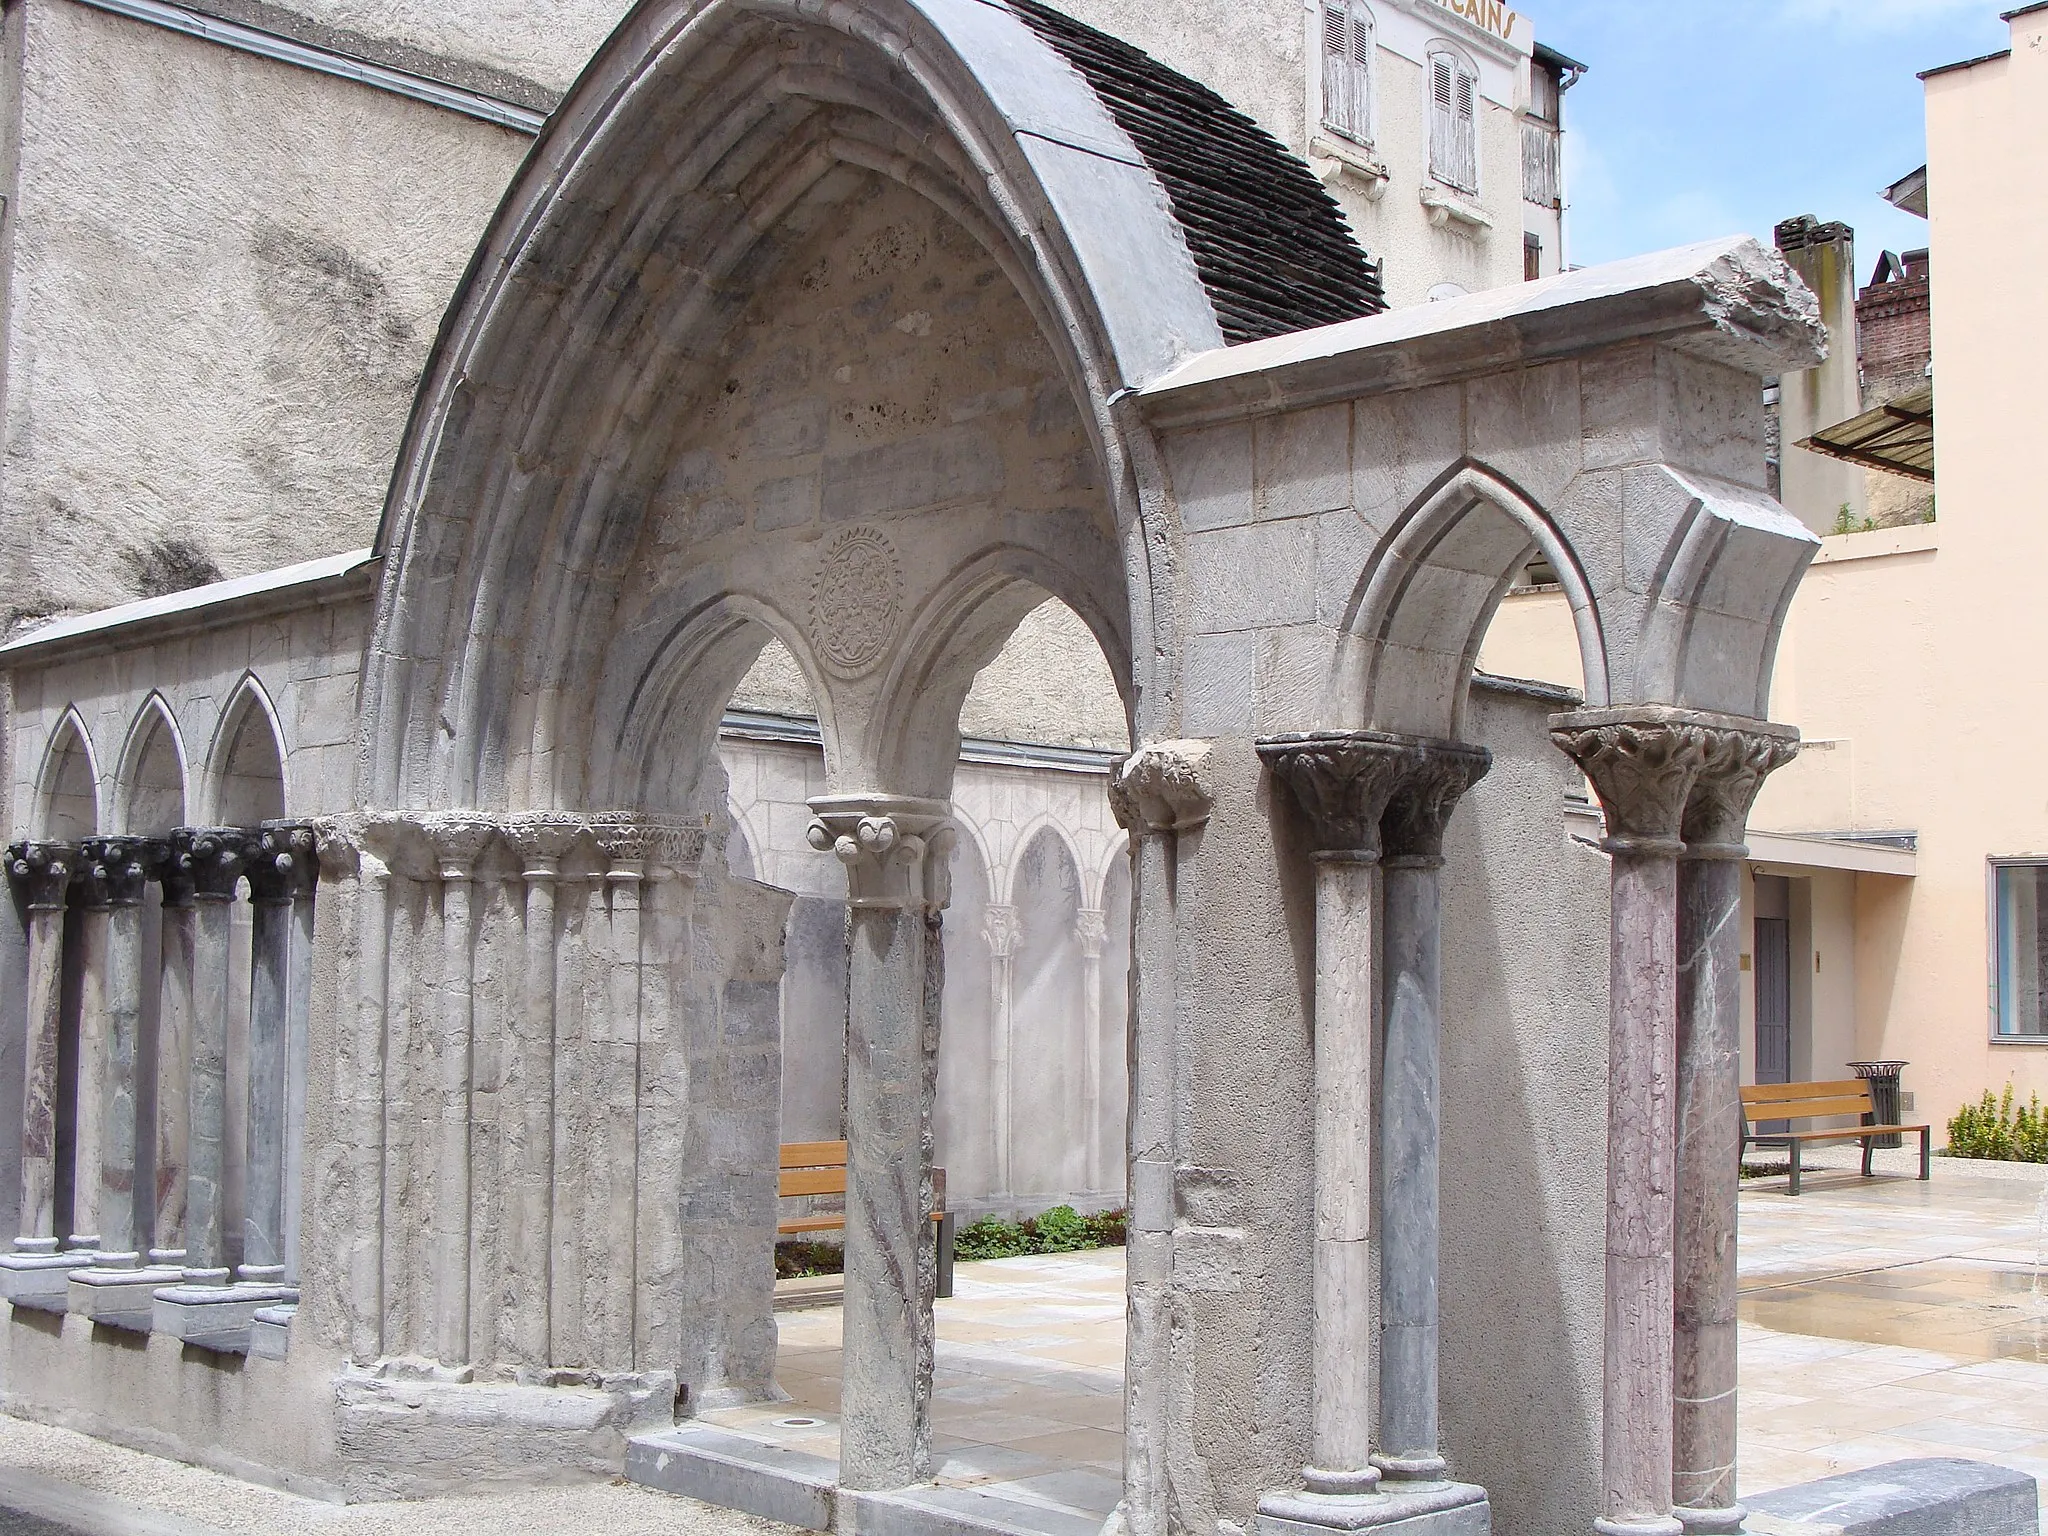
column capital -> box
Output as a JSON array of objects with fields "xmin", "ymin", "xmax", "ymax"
[
  {"xmin": 982, "ymin": 903, "xmax": 1020, "ymax": 957},
  {"xmin": 423, "ymin": 815, "xmax": 497, "ymax": 880},
  {"xmin": 171, "ymin": 827, "xmax": 262, "ymax": 903},
  {"xmin": 807, "ymin": 794, "xmax": 955, "ymax": 911},
  {"xmin": 1682, "ymin": 722, "xmax": 1800, "ymax": 859},
  {"xmin": 1109, "ymin": 741, "xmax": 1214, "ymax": 838},
  {"xmin": 6, "ymin": 841, "xmax": 78, "ymax": 910},
  {"xmin": 1549, "ymin": 708, "xmax": 1733, "ymax": 856},
  {"xmin": 1382, "ymin": 740, "xmax": 1493, "ymax": 863},
  {"xmin": 80, "ymin": 836, "xmax": 172, "ymax": 906},
  {"xmin": 583, "ymin": 812, "xmax": 709, "ymax": 880},
  {"xmin": 1259, "ymin": 730, "xmax": 1438, "ymax": 859},
  {"xmin": 1075, "ymin": 907, "xmax": 1108, "ymax": 959},
  {"xmin": 248, "ymin": 821, "xmax": 318, "ymax": 903}
]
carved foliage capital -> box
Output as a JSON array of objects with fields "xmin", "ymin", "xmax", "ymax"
[
  {"xmin": 1549, "ymin": 711, "xmax": 1715, "ymax": 851},
  {"xmin": 1682, "ymin": 726, "xmax": 1800, "ymax": 855},
  {"xmin": 982, "ymin": 903, "xmax": 1020, "ymax": 957},
  {"xmin": 248, "ymin": 821, "xmax": 319, "ymax": 903},
  {"xmin": 808, "ymin": 796, "xmax": 955, "ymax": 912},
  {"xmin": 1382, "ymin": 743, "xmax": 1493, "ymax": 861},
  {"xmin": 80, "ymin": 836, "xmax": 172, "ymax": 907},
  {"xmin": 1074, "ymin": 907, "xmax": 1109, "ymax": 959},
  {"xmin": 6, "ymin": 841, "xmax": 77, "ymax": 910},
  {"xmin": 1259, "ymin": 731, "xmax": 1463, "ymax": 858},
  {"xmin": 171, "ymin": 827, "xmax": 261, "ymax": 903},
  {"xmin": 1109, "ymin": 741, "xmax": 1214, "ymax": 838}
]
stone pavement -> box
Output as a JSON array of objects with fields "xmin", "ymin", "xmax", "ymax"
[{"xmin": 3, "ymin": 1157, "xmax": 2045, "ymax": 1533}]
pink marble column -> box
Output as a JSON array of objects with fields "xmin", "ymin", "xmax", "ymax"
[
  {"xmin": 1672, "ymin": 725, "xmax": 1796, "ymax": 1535},
  {"xmin": 1550, "ymin": 709, "xmax": 1712, "ymax": 1536}
]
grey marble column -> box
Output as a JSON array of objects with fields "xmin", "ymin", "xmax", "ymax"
[
  {"xmin": 1075, "ymin": 907, "xmax": 1108, "ymax": 1194},
  {"xmin": 1550, "ymin": 710, "xmax": 1714, "ymax": 1536},
  {"xmin": 151, "ymin": 862, "xmax": 197, "ymax": 1266},
  {"xmin": 78, "ymin": 837, "xmax": 170, "ymax": 1267},
  {"xmin": 7, "ymin": 843, "xmax": 75, "ymax": 1256},
  {"xmin": 982, "ymin": 904, "xmax": 1018, "ymax": 1196},
  {"xmin": 1376, "ymin": 745, "xmax": 1490, "ymax": 1487},
  {"xmin": 67, "ymin": 855, "xmax": 113, "ymax": 1256},
  {"xmin": 1107, "ymin": 743, "xmax": 1213, "ymax": 1536},
  {"xmin": 173, "ymin": 827, "xmax": 259, "ymax": 1284},
  {"xmin": 808, "ymin": 795, "xmax": 956, "ymax": 1491},
  {"xmin": 243, "ymin": 823, "xmax": 316, "ymax": 1285},
  {"xmin": 1258, "ymin": 733, "xmax": 1425, "ymax": 1500},
  {"xmin": 1673, "ymin": 727, "xmax": 1797, "ymax": 1536}
]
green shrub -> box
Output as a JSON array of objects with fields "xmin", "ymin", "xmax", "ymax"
[
  {"xmin": 776, "ymin": 1239, "xmax": 845, "ymax": 1278},
  {"xmin": 1947, "ymin": 1085, "xmax": 2048, "ymax": 1162},
  {"xmin": 953, "ymin": 1205, "xmax": 1129, "ymax": 1262}
]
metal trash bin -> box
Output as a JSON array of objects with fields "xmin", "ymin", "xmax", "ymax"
[{"xmin": 1848, "ymin": 1060, "xmax": 1908, "ymax": 1150}]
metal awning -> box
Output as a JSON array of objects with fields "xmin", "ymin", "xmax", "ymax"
[{"xmin": 1797, "ymin": 383, "xmax": 1934, "ymax": 483}]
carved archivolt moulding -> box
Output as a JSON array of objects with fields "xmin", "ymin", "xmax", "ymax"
[{"xmin": 811, "ymin": 524, "xmax": 904, "ymax": 677}]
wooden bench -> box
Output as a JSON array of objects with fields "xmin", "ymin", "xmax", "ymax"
[
  {"xmin": 1740, "ymin": 1080, "xmax": 1932, "ymax": 1196},
  {"xmin": 778, "ymin": 1140, "xmax": 957, "ymax": 1299}
]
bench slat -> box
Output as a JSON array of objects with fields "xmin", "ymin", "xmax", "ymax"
[
  {"xmin": 779, "ymin": 1168, "xmax": 848, "ymax": 1198},
  {"xmin": 778, "ymin": 1215, "xmax": 848, "ymax": 1234},
  {"xmin": 781, "ymin": 1141, "xmax": 848, "ymax": 1169},
  {"xmin": 1740, "ymin": 1080, "xmax": 1868, "ymax": 1103},
  {"xmin": 1743, "ymin": 1095, "xmax": 1873, "ymax": 1123},
  {"xmin": 1749, "ymin": 1123, "xmax": 1930, "ymax": 1144}
]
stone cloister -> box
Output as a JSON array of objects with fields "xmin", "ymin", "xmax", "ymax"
[{"xmin": 0, "ymin": 3, "xmax": 1827, "ymax": 1535}]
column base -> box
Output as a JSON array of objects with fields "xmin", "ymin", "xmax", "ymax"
[
  {"xmin": 1593, "ymin": 1519, "xmax": 1684, "ymax": 1536},
  {"xmin": 1258, "ymin": 1482, "xmax": 1490, "ymax": 1536},
  {"xmin": 68, "ymin": 1263, "xmax": 187, "ymax": 1332},
  {"xmin": 151, "ymin": 1281, "xmax": 298, "ymax": 1355},
  {"xmin": 0, "ymin": 1250, "xmax": 83, "ymax": 1312},
  {"xmin": 249, "ymin": 1302, "xmax": 297, "ymax": 1360},
  {"xmin": 1673, "ymin": 1507, "xmax": 1745, "ymax": 1536}
]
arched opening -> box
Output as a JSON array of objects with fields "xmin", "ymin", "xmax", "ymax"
[
  {"xmin": 34, "ymin": 712, "xmax": 98, "ymax": 1244},
  {"xmin": 1009, "ymin": 825, "xmax": 1087, "ymax": 1203},
  {"xmin": 211, "ymin": 681, "xmax": 287, "ymax": 827},
  {"xmin": 37, "ymin": 712, "xmax": 100, "ymax": 843},
  {"xmin": 934, "ymin": 835, "xmax": 994, "ymax": 1200},
  {"xmin": 119, "ymin": 697, "xmax": 188, "ymax": 836},
  {"xmin": 1096, "ymin": 850, "xmax": 1132, "ymax": 1203}
]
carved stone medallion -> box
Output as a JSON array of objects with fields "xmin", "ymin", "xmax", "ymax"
[{"xmin": 811, "ymin": 525, "xmax": 903, "ymax": 676}]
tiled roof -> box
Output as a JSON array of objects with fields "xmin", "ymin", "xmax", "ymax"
[{"xmin": 1005, "ymin": 0, "xmax": 1388, "ymax": 344}]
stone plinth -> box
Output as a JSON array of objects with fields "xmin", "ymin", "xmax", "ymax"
[
  {"xmin": 67, "ymin": 1261, "xmax": 186, "ymax": 1332},
  {"xmin": 1744, "ymin": 1457, "xmax": 2036, "ymax": 1535},
  {"xmin": 151, "ymin": 1280, "xmax": 298, "ymax": 1354},
  {"xmin": 1258, "ymin": 1483, "xmax": 1491, "ymax": 1536},
  {"xmin": 249, "ymin": 1302, "xmax": 297, "ymax": 1359},
  {"xmin": 0, "ymin": 1250, "xmax": 79, "ymax": 1312}
]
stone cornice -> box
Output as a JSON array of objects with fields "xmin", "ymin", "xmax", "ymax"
[
  {"xmin": 312, "ymin": 810, "xmax": 711, "ymax": 882},
  {"xmin": 1109, "ymin": 742, "xmax": 1214, "ymax": 838},
  {"xmin": 807, "ymin": 795, "xmax": 956, "ymax": 912}
]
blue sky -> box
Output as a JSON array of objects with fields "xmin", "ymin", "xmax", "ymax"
[{"xmin": 1541, "ymin": 0, "xmax": 2011, "ymax": 271}]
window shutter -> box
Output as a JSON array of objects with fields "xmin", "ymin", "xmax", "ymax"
[
  {"xmin": 1428, "ymin": 51, "xmax": 1479, "ymax": 195},
  {"xmin": 1321, "ymin": 2, "xmax": 1371, "ymax": 144}
]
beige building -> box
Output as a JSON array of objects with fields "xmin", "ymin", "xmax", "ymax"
[{"xmin": 1484, "ymin": 1, "xmax": 2048, "ymax": 1140}]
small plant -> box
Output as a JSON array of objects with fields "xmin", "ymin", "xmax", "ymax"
[
  {"xmin": 1947, "ymin": 1085, "xmax": 2048, "ymax": 1162},
  {"xmin": 1829, "ymin": 504, "xmax": 1878, "ymax": 537},
  {"xmin": 953, "ymin": 1205, "xmax": 1128, "ymax": 1262},
  {"xmin": 776, "ymin": 1239, "xmax": 845, "ymax": 1278}
]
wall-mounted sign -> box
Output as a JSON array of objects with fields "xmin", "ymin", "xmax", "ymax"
[{"xmin": 1430, "ymin": 0, "xmax": 1521, "ymax": 43}]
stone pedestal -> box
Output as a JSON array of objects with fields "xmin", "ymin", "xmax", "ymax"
[
  {"xmin": 1108, "ymin": 743, "xmax": 1213, "ymax": 1536},
  {"xmin": 67, "ymin": 1261, "xmax": 185, "ymax": 1332},
  {"xmin": 808, "ymin": 795, "xmax": 956, "ymax": 1492},
  {"xmin": 1258, "ymin": 1482, "xmax": 1491, "ymax": 1536},
  {"xmin": 152, "ymin": 1279, "xmax": 299, "ymax": 1354}
]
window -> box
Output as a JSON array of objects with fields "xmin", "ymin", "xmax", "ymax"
[
  {"xmin": 1320, "ymin": 1, "xmax": 1375, "ymax": 146},
  {"xmin": 1995, "ymin": 863, "xmax": 2048, "ymax": 1036},
  {"xmin": 1428, "ymin": 45, "xmax": 1479, "ymax": 195},
  {"xmin": 1524, "ymin": 231, "xmax": 1542, "ymax": 281}
]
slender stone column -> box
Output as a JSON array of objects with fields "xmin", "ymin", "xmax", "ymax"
[
  {"xmin": 1673, "ymin": 726, "xmax": 1797, "ymax": 1535},
  {"xmin": 1259, "ymin": 732, "xmax": 1426, "ymax": 1500},
  {"xmin": 1375, "ymin": 745, "xmax": 1491, "ymax": 1486},
  {"xmin": 430, "ymin": 819, "xmax": 491, "ymax": 1365},
  {"xmin": 7, "ymin": 843, "xmax": 75, "ymax": 1256},
  {"xmin": 507, "ymin": 819, "xmax": 575, "ymax": 1368},
  {"xmin": 78, "ymin": 837, "xmax": 170, "ymax": 1267},
  {"xmin": 981, "ymin": 904, "xmax": 1018, "ymax": 1195},
  {"xmin": 242, "ymin": 823, "xmax": 316, "ymax": 1284},
  {"xmin": 1106, "ymin": 744, "xmax": 1212, "ymax": 1536},
  {"xmin": 807, "ymin": 794, "xmax": 956, "ymax": 1491},
  {"xmin": 1550, "ymin": 709, "xmax": 1714, "ymax": 1536},
  {"xmin": 151, "ymin": 861, "xmax": 197, "ymax": 1266},
  {"xmin": 1075, "ymin": 907, "xmax": 1108, "ymax": 1193},
  {"xmin": 67, "ymin": 855, "xmax": 114, "ymax": 1256},
  {"xmin": 174, "ymin": 827, "xmax": 259, "ymax": 1283}
]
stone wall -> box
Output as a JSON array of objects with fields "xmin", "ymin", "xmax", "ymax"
[{"xmin": 0, "ymin": 1, "xmax": 526, "ymax": 625}]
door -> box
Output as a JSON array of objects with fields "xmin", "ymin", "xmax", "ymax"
[{"xmin": 1753, "ymin": 916, "xmax": 1792, "ymax": 1086}]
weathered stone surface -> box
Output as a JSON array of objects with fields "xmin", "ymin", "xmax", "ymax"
[{"xmin": 1745, "ymin": 1458, "xmax": 2038, "ymax": 1536}]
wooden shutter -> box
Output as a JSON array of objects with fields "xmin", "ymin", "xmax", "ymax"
[
  {"xmin": 1428, "ymin": 51, "xmax": 1478, "ymax": 194},
  {"xmin": 1322, "ymin": 2, "xmax": 1371, "ymax": 144}
]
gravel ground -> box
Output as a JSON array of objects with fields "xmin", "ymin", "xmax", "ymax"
[{"xmin": 0, "ymin": 1414, "xmax": 800, "ymax": 1536}]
